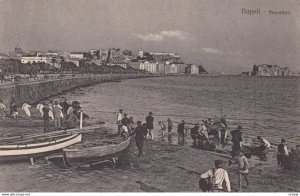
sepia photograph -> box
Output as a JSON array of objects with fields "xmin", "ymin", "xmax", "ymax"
[{"xmin": 0, "ymin": 0, "xmax": 299, "ymax": 194}]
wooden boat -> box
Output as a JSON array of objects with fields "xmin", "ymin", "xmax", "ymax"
[
  {"xmin": 62, "ymin": 136, "xmax": 131, "ymax": 168},
  {"xmin": 0, "ymin": 133, "xmax": 82, "ymax": 162},
  {"xmin": 0, "ymin": 125, "xmax": 101, "ymax": 162}
]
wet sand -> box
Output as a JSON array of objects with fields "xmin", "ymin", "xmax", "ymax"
[{"xmin": 0, "ymin": 112, "xmax": 299, "ymax": 192}]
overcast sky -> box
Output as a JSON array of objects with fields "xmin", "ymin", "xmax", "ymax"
[{"xmin": 0, "ymin": 0, "xmax": 299, "ymax": 73}]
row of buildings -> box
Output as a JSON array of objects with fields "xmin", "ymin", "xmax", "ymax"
[
  {"xmin": 132, "ymin": 61, "xmax": 201, "ymax": 74},
  {"xmin": 4, "ymin": 47, "xmax": 206, "ymax": 74}
]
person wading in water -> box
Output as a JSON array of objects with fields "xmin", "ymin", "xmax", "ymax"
[{"xmin": 277, "ymin": 139, "xmax": 289, "ymax": 166}]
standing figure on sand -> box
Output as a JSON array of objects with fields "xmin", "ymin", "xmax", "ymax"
[
  {"xmin": 177, "ymin": 120, "xmax": 186, "ymax": 146},
  {"xmin": 116, "ymin": 109, "xmax": 124, "ymax": 135},
  {"xmin": 167, "ymin": 118, "xmax": 173, "ymax": 142},
  {"xmin": 145, "ymin": 112, "xmax": 154, "ymax": 140},
  {"xmin": 130, "ymin": 121, "xmax": 148, "ymax": 156},
  {"xmin": 231, "ymin": 125, "xmax": 243, "ymax": 158}
]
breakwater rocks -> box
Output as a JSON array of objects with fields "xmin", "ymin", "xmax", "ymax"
[{"xmin": 0, "ymin": 74, "xmax": 156, "ymax": 106}]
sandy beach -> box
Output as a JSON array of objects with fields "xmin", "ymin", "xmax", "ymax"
[{"xmin": 0, "ymin": 112, "xmax": 298, "ymax": 192}]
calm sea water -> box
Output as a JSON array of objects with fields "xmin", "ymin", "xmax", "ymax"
[{"xmin": 54, "ymin": 75, "xmax": 300, "ymax": 149}]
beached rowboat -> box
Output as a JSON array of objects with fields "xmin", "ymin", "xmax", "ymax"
[
  {"xmin": 62, "ymin": 136, "xmax": 131, "ymax": 167},
  {"xmin": 0, "ymin": 133, "xmax": 82, "ymax": 162},
  {"xmin": 0, "ymin": 125, "xmax": 103, "ymax": 162}
]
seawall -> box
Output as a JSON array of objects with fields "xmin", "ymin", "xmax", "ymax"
[{"xmin": 0, "ymin": 74, "xmax": 155, "ymax": 106}]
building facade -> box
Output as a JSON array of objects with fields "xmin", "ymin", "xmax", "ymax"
[
  {"xmin": 139, "ymin": 61, "xmax": 158, "ymax": 73},
  {"xmin": 21, "ymin": 56, "xmax": 52, "ymax": 64},
  {"xmin": 70, "ymin": 53, "xmax": 84, "ymax": 60}
]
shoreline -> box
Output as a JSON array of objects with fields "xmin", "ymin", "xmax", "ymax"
[{"xmin": 0, "ymin": 75, "xmax": 298, "ymax": 192}]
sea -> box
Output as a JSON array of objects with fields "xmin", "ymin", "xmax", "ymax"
[{"xmin": 53, "ymin": 75, "xmax": 300, "ymax": 152}]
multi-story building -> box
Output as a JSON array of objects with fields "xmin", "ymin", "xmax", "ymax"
[
  {"xmin": 170, "ymin": 64, "xmax": 178, "ymax": 74},
  {"xmin": 191, "ymin": 64, "xmax": 199, "ymax": 74},
  {"xmin": 158, "ymin": 63, "xmax": 166, "ymax": 73},
  {"xmin": 139, "ymin": 61, "xmax": 158, "ymax": 73},
  {"xmin": 175, "ymin": 63, "xmax": 187, "ymax": 73},
  {"xmin": 21, "ymin": 56, "xmax": 52, "ymax": 64},
  {"xmin": 70, "ymin": 52, "xmax": 84, "ymax": 60}
]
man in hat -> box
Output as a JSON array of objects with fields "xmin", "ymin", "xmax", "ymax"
[
  {"xmin": 200, "ymin": 159, "xmax": 231, "ymax": 192},
  {"xmin": 231, "ymin": 125, "xmax": 243, "ymax": 158}
]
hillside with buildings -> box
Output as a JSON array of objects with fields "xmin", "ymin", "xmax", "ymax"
[{"xmin": 0, "ymin": 47, "xmax": 207, "ymax": 75}]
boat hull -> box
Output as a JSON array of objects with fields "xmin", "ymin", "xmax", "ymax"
[
  {"xmin": 0, "ymin": 134, "xmax": 82, "ymax": 162},
  {"xmin": 63, "ymin": 137, "xmax": 131, "ymax": 167}
]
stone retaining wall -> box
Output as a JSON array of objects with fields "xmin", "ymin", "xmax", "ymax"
[{"xmin": 0, "ymin": 74, "xmax": 154, "ymax": 106}]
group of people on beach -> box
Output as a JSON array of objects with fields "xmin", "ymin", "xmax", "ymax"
[
  {"xmin": 116, "ymin": 109, "xmax": 154, "ymax": 156},
  {"xmin": 0, "ymin": 98, "xmax": 85, "ymax": 132},
  {"xmin": 38, "ymin": 98, "xmax": 85, "ymax": 132},
  {"xmin": 115, "ymin": 110, "xmax": 299, "ymax": 192}
]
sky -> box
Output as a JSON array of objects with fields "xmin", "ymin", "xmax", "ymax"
[{"xmin": 0, "ymin": 0, "xmax": 299, "ymax": 73}]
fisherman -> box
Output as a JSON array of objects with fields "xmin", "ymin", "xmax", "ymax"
[
  {"xmin": 130, "ymin": 121, "xmax": 147, "ymax": 156},
  {"xmin": 145, "ymin": 112, "xmax": 154, "ymax": 140},
  {"xmin": 191, "ymin": 123, "xmax": 200, "ymax": 147},
  {"xmin": 53, "ymin": 100, "xmax": 62, "ymax": 130},
  {"xmin": 122, "ymin": 113, "xmax": 130, "ymax": 128},
  {"xmin": 200, "ymin": 160, "xmax": 231, "ymax": 192},
  {"xmin": 121, "ymin": 124, "xmax": 129, "ymax": 138},
  {"xmin": 257, "ymin": 136, "xmax": 271, "ymax": 157},
  {"xmin": 277, "ymin": 139, "xmax": 289, "ymax": 165},
  {"xmin": 167, "ymin": 118, "xmax": 173, "ymax": 142},
  {"xmin": 10, "ymin": 99, "xmax": 18, "ymax": 119},
  {"xmin": 230, "ymin": 151, "xmax": 250, "ymax": 192},
  {"xmin": 62, "ymin": 98, "xmax": 69, "ymax": 116},
  {"xmin": 231, "ymin": 125, "xmax": 243, "ymax": 158},
  {"xmin": 66, "ymin": 103, "xmax": 78, "ymax": 127},
  {"xmin": 116, "ymin": 109, "xmax": 124, "ymax": 135},
  {"xmin": 0, "ymin": 99, "xmax": 6, "ymax": 120},
  {"xmin": 42, "ymin": 105, "xmax": 51, "ymax": 132},
  {"xmin": 177, "ymin": 120, "xmax": 186, "ymax": 145},
  {"xmin": 200, "ymin": 121, "xmax": 209, "ymax": 139},
  {"xmin": 128, "ymin": 116, "xmax": 135, "ymax": 133},
  {"xmin": 159, "ymin": 121, "xmax": 167, "ymax": 141}
]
